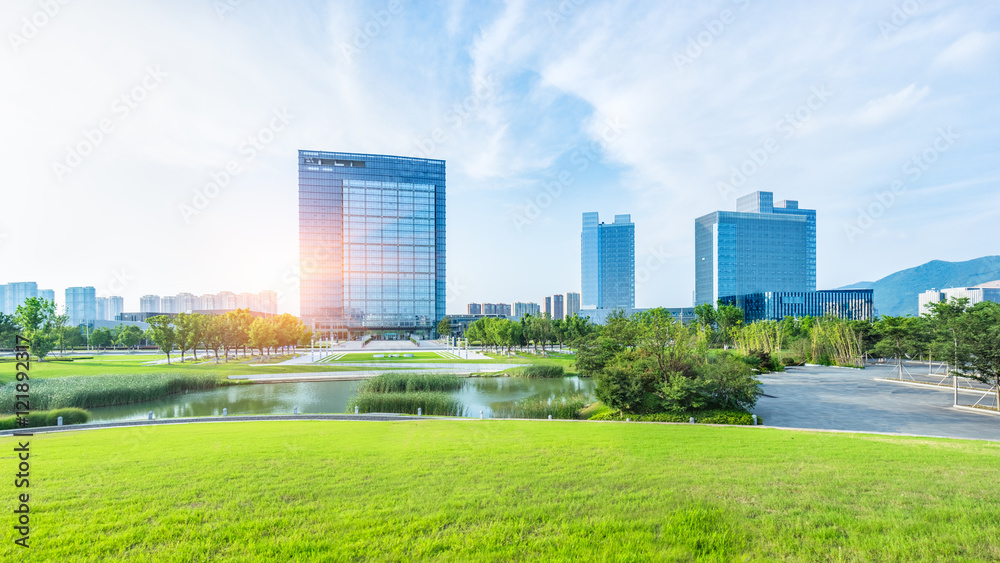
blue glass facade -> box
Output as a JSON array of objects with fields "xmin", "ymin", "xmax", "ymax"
[
  {"xmin": 581, "ymin": 212, "xmax": 635, "ymax": 310},
  {"xmin": 720, "ymin": 290, "xmax": 874, "ymax": 322},
  {"xmin": 298, "ymin": 151, "xmax": 445, "ymax": 337},
  {"xmin": 695, "ymin": 192, "xmax": 816, "ymax": 306}
]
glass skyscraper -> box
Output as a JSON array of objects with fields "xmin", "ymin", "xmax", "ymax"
[
  {"xmin": 695, "ymin": 191, "xmax": 816, "ymax": 307},
  {"xmin": 298, "ymin": 150, "xmax": 446, "ymax": 338},
  {"xmin": 581, "ymin": 212, "xmax": 635, "ymax": 310},
  {"xmin": 65, "ymin": 286, "xmax": 97, "ymax": 326}
]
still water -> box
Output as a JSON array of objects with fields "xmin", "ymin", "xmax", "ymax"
[{"xmin": 88, "ymin": 377, "xmax": 596, "ymax": 422}]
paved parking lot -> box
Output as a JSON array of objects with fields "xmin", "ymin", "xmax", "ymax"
[{"xmin": 755, "ymin": 365, "xmax": 1000, "ymax": 441}]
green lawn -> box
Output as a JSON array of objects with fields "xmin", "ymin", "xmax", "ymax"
[
  {"xmin": 3, "ymin": 421, "xmax": 998, "ymax": 561},
  {"xmin": 0, "ymin": 354, "xmax": 404, "ymax": 384},
  {"xmin": 329, "ymin": 351, "xmax": 450, "ymax": 362}
]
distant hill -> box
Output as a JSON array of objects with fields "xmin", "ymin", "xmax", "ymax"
[{"xmin": 836, "ymin": 256, "xmax": 1000, "ymax": 317}]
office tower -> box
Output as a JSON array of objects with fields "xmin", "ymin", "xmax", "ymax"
[
  {"xmin": 544, "ymin": 296, "xmax": 552, "ymax": 317},
  {"xmin": 581, "ymin": 213, "xmax": 635, "ymax": 310},
  {"xmin": 108, "ymin": 296, "xmax": 124, "ymax": 321},
  {"xmin": 259, "ymin": 290, "xmax": 277, "ymax": 314},
  {"xmin": 299, "ymin": 150, "xmax": 446, "ymax": 337},
  {"xmin": 565, "ymin": 292, "xmax": 581, "ymax": 317},
  {"xmin": 552, "ymin": 294, "xmax": 565, "ymax": 320},
  {"xmin": 140, "ymin": 295, "xmax": 161, "ymax": 313},
  {"xmin": 65, "ymin": 286, "xmax": 97, "ymax": 326},
  {"xmin": 39, "ymin": 289, "xmax": 55, "ymax": 304},
  {"xmin": 919, "ymin": 286, "xmax": 1000, "ymax": 313},
  {"xmin": 695, "ymin": 191, "xmax": 816, "ymax": 306},
  {"xmin": 4, "ymin": 282, "xmax": 39, "ymax": 315},
  {"xmin": 513, "ymin": 302, "xmax": 541, "ymax": 318},
  {"xmin": 96, "ymin": 297, "xmax": 108, "ymax": 321},
  {"xmin": 467, "ymin": 303, "xmax": 483, "ymax": 315}
]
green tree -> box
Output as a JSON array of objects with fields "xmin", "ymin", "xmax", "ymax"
[
  {"xmin": 925, "ymin": 297, "xmax": 970, "ymax": 368},
  {"xmin": 873, "ymin": 316, "xmax": 924, "ymax": 378},
  {"xmin": 116, "ymin": 325, "xmax": 143, "ymax": 350},
  {"xmin": 952, "ymin": 302, "xmax": 1000, "ymax": 410},
  {"xmin": 715, "ymin": 304, "xmax": 744, "ymax": 348},
  {"xmin": 249, "ymin": 317, "xmax": 277, "ymax": 358},
  {"xmin": 14, "ymin": 297, "xmax": 57, "ymax": 361},
  {"xmin": 204, "ymin": 315, "xmax": 226, "ymax": 363},
  {"xmin": 146, "ymin": 315, "xmax": 177, "ymax": 364},
  {"xmin": 0, "ymin": 313, "xmax": 20, "ymax": 348},
  {"xmin": 89, "ymin": 327, "xmax": 113, "ymax": 350},
  {"xmin": 437, "ymin": 316, "xmax": 452, "ymax": 337}
]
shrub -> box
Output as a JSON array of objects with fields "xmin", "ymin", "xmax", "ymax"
[
  {"xmin": 355, "ymin": 373, "xmax": 463, "ymax": 393},
  {"xmin": 492, "ymin": 394, "xmax": 587, "ymax": 419},
  {"xmin": 516, "ymin": 365, "xmax": 564, "ymax": 378},
  {"xmin": 590, "ymin": 409, "xmax": 760, "ymax": 425},
  {"xmin": 692, "ymin": 356, "xmax": 762, "ymax": 411},
  {"xmin": 348, "ymin": 392, "xmax": 463, "ymax": 416}
]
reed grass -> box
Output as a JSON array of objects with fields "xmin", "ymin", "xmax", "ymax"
[
  {"xmin": 0, "ymin": 373, "xmax": 223, "ymax": 413},
  {"xmin": 491, "ymin": 393, "xmax": 586, "ymax": 419},
  {"xmin": 355, "ymin": 372, "xmax": 464, "ymax": 393},
  {"xmin": 514, "ymin": 365, "xmax": 565, "ymax": 378},
  {"xmin": 348, "ymin": 391, "xmax": 464, "ymax": 416}
]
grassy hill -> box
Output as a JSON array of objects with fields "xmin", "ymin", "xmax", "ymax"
[
  {"xmin": 3, "ymin": 420, "xmax": 999, "ymax": 561},
  {"xmin": 839, "ymin": 255, "xmax": 1000, "ymax": 316}
]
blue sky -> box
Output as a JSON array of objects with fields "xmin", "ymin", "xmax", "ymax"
[{"xmin": 2, "ymin": 0, "xmax": 998, "ymax": 315}]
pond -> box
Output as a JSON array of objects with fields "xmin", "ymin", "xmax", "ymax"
[{"xmin": 87, "ymin": 376, "xmax": 596, "ymax": 422}]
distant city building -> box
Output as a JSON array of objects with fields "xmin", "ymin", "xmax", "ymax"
[
  {"xmin": 552, "ymin": 294, "xmax": 565, "ymax": 320},
  {"xmin": 299, "ymin": 150, "xmax": 446, "ymax": 339},
  {"xmin": 513, "ymin": 302, "xmax": 541, "ymax": 318},
  {"xmin": 544, "ymin": 296, "xmax": 552, "ymax": 317},
  {"xmin": 565, "ymin": 292, "xmax": 581, "ymax": 317},
  {"xmin": 482, "ymin": 303, "xmax": 511, "ymax": 316},
  {"xmin": 720, "ymin": 289, "xmax": 874, "ymax": 323},
  {"xmin": 919, "ymin": 286, "xmax": 1000, "ymax": 313},
  {"xmin": 216, "ymin": 291, "xmax": 237, "ymax": 310},
  {"xmin": 39, "ymin": 288, "xmax": 55, "ymax": 304},
  {"xmin": 446, "ymin": 313, "xmax": 511, "ymax": 336},
  {"xmin": 140, "ymin": 295, "xmax": 161, "ymax": 313},
  {"xmin": 65, "ymin": 286, "xmax": 97, "ymax": 326},
  {"xmin": 467, "ymin": 303, "xmax": 482, "ymax": 315},
  {"xmin": 259, "ymin": 290, "xmax": 277, "ymax": 314},
  {"xmin": 581, "ymin": 212, "xmax": 635, "ymax": 310},
  {"xmin": 580, "ymin": 307, "xmax": 696, "ymax": 325},
  {"xmin": 695, "ymin": 191, "xmax": 816, "ymax": 307},
  {"xmin": 2, "ymin": 282, "xmax": 39, "ymax": 315},
  {"xmin": 160, "ymin": 296, "xmax": 179, "ymax": 314},
  {"xmin": 107, "ymin": 296, "xmax": 124, "ymax": 321}
]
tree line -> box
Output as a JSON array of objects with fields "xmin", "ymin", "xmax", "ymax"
[
  {"xmin": 145, "ymin": 310, "xmax": 312, "ymax": 364},
  {"xmin": 441, "ymin": 314, "xmax": 598, "ymax": 354}
]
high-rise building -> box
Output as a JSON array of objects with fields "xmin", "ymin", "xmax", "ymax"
[
  {"xmin": 482, "ymin": 303, "xmax": 511, "ymax": 316},
  {"xmin": 513, "ymin": 302, "xmax": 541, "ymax": 318},
  {"xmin": 581, "ymin": 213, "xmax": 635, "ymax": 310},
  {"xmin": 695, "ymin": 191, "xmax": 816, "ymax": 307},
  {"xmin": 544, "ymin": 296, "xmax": 552, "ymax": 317},
  {"xmin": 96, "ymin": 297, "xmax": 108, "ymax": 320},
  {"xmin": 3, "ymin": 282, "xmax": 39, "ymax": 315},
  {"xmin": 65, "ymin": 286, "xmax": 97, "ymax": 326},
  {"xmin": 140, "ymin": 295, "xmax": 161, "ymax": 313},
  {"xmin": 467, "ymin": 303, "xmax": 483, "ymax": 315},
  {"xmin": 565, "ymin": 292, "xmax": 581, "ymax": 317},
  {"xmin": 161, "ymin": 296, "xmax": 179, "ymax": 314},
  {"xmin": 919, "ymin": 286, "xmax": 1000, "ymax": 314},
  {"xmin": 215, "ymin": 291, "xmax": 237, "ymax": 310},
  {"xmin": 552, "ymin": 294, "xmax": 565, "ymax": 320},
  {"xmin": 107, "ymin": 296, "xmax": 124, "ymax": 321},
  {"xmin": 259, "ymin": 290, "xmax": 278, "ymax": 314},
  {"xmin": 299, "ymin": 150, "xmax": 446, "ymax": 338},
  {"xmin": 39, "ymin": 289, "xmax": 55, "ymax": 304}
]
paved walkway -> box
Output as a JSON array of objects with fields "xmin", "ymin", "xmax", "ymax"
[{"xmin": 756, "ymin": 365, "xmax": 1000, "ymax": 441}]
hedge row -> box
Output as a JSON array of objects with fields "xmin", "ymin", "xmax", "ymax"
[
  {"xmin": 590, "ymin": 409, "xmax": 761, "ymax": 425},
  {"xmin": 0, "ymin": 408, "xmax": 92, "ymax": 430}
]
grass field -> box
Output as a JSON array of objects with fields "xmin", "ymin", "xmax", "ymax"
[
  {"xmin": 2, "ymin": 421, "xmax": 998, "ymax": 561},
  {"xmin": 329, "ymin": 351, "xmax": 448, "ymax": 362}
]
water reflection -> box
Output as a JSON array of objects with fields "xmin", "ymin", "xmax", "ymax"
[{"xmin": 88, "ymin": 377, "xmax": 595, "ymax": 422}]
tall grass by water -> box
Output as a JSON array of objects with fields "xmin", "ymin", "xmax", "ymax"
[
  {"xmin": 356, "ymin": 372, "xmax": 464, "ymax": 393},
  {"xmin": 348, "ymin": 391, "xmax": 464, "ymax": 416},
  {"xmin": 0, "ymin": 373, "xmax": 224, "ymax": 413},
  {"xmin": 491, "ymin": 393, "xmax": 587, "ymax": 419},
  {"xmin": 514, "ymin": 365, "xmax": 565, "ymax": 378}
]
